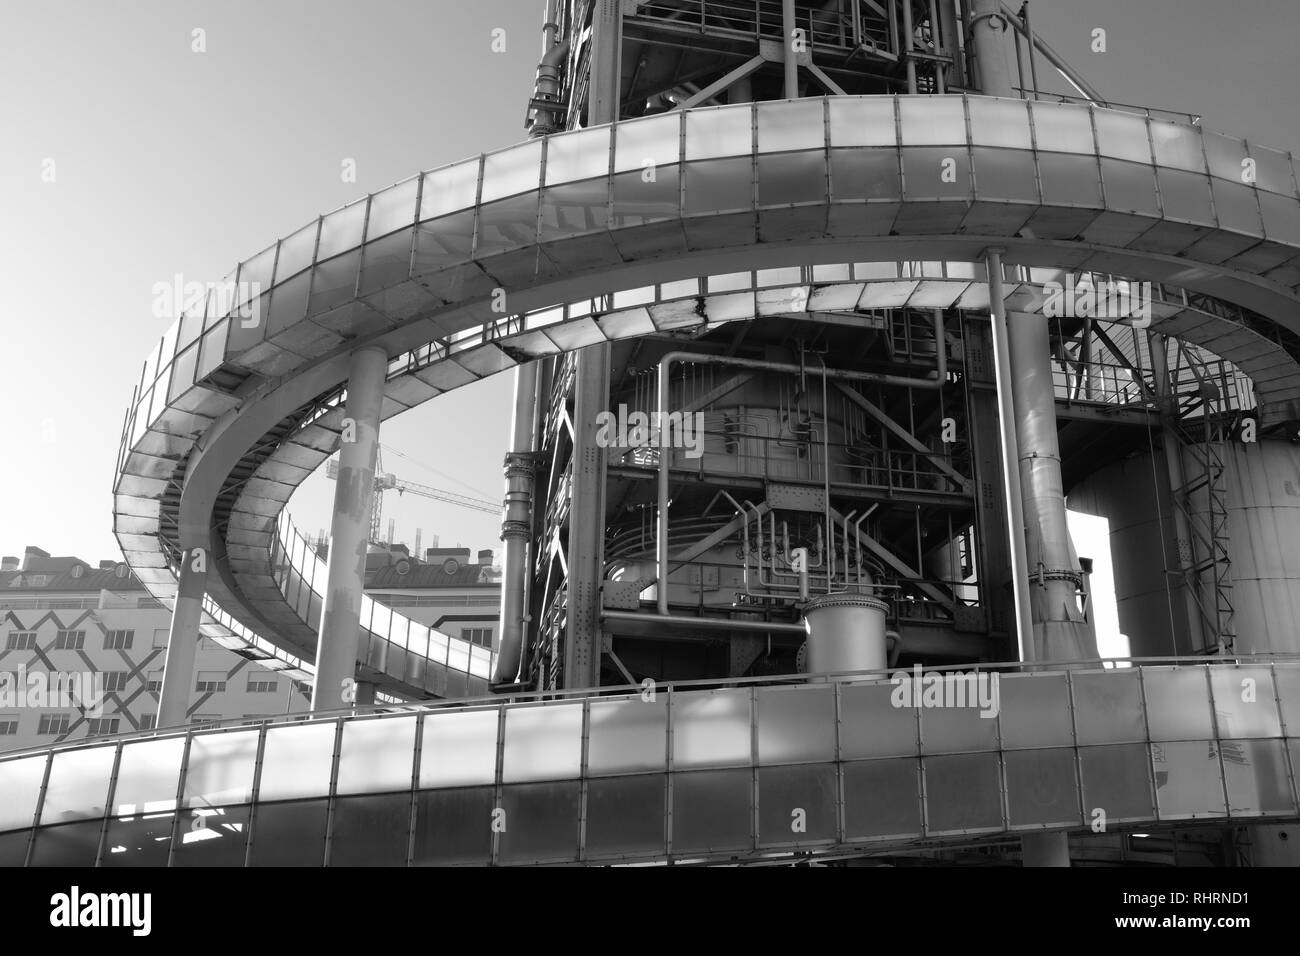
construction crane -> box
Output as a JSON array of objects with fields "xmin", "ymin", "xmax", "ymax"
[{"xmin": 325, "ymin": 449, "xmax": 500, "ymax": 545}]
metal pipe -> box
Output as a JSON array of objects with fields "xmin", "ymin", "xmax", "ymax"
[
  {"xmin": 985, "ymin": 250, "xmax": 1035, "ymax": 661},
  {"xmin": 602, "ymin": 610, "xmax": 806, "ymax": 635},
  {"xmin": 900, "ymin": 0, "xmax": 918, "ymax": 93},
  {"xmin": 783, "ymin": 0, "xmax": 799, "ymax": 97},
  {"xmin": 1019, "ymin": 2, "xmax": 1040, "ymax": 100},
  {"xmin": 999, "ymin": 0, "xmax": 1105, "ymax": 104},
  {"xmin": 492, "ymin": 362, "xmax": 539, "ymax": 686},
  {"xmin": 1005, "ymin": 303, "xmax": 1093, "ymax": 660},
  {"xmin": 969, "ymin": 0, "xmax": 1015, "ymax": 97},
  {"xmin": 928, "ymin": 0, "xmax": 944, "ymax": 92}
]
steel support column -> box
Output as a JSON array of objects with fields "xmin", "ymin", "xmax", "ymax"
[
  {"xmin": 310, "ymin": 345, "xmax": 387, "ymax": 712},
  {"xmin": 157, "ymin": 548, "xmax": 207, "ymax": 728},
  {"xmin": 564, "ymin": 344, "xmax": 610, "ymax": 689},
  {"xmin": 1148, "ymin": 331, "xmax": 1209, "ymax": 654},
  {"xmin": 985, "ymin": 252, "xmax": 1035, "ymax": 660}
]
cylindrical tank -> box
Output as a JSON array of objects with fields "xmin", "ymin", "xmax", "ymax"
[
  {"xmin": 802, "ymin": 593, "xmax": 890, "ymax": 674},
  {"xmin": 1069, "ymin": 439, "xmax": 1300, "ymax": 657}
]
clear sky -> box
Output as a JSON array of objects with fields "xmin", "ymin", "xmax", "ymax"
[{"xmin": 2, "ymin": 1, "xmax": 1297, "ymax": 651}]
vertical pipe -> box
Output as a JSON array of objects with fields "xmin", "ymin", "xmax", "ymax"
[
  {"xmin": 1012, "ymin": 17, "xmax": 1027, "ymax": 98},
  {"xmin": 968, "ymin": 0, "xmax": 1014, "ymax": 96},
  {"xmin": 157, "ymin": 548, "xmax": 206, "ymax": 728},
  {"xmin": 928, "ymin": 0, "xmax": 944, "ymax": 92},
  {"xmin": 656, "ymin": 358, "xmax": 672, "ymax": 614},
  {"xmin": 940, "ymin": 0, "xmax": 966, "ymax": 88},
  {"xmin": 900, "ymin": 0, "xmax": 918, "ymax": 93},
  {"xmin": 1006, "ymin": 307, "xmax": 1090, "ymax": 660},
  {"xmin": 985, "ymin": 250, "xmax": 1035, "ymax": 662},
  {"xmin": 1020, "ymin": 2, "xmax": 1040, "ymax": 100},
  {"xmin": 493, "ymin": 362, "xmax": 539, "ymax": 685},
  {"xmin": 311, "ymin": 345, "xmax": 387, "ymax": 712},
  {"xmin": 783, "ymin": 0, "xmax": 800, "ymax": 97}
]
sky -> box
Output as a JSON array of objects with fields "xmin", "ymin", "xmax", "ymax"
[{"xmin": 1, "ymin": 1, "xmax": 1297, "ymax": 648}]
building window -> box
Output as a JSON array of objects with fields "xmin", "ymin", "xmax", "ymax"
[
  {"xmin": 152, "ymin": 628, "xmax": 169, "ymax": 647},
  {"xmin": 87, "ymin": 717, "xmax": 120, "ymax": 736},
  {"xmin": 246, "ymin": 676, "xmax": 278, "ymax": 693},
  {"xmin": 146, "ymin": 671, "xmax": 163, "ymax": 693},
  {"xmin": 103, "ymin": 629, "xmax": 134, "ymax": 650},
  {"xmin": 190, "ymin": 714, "xmax": 221, "ymax": 728},
  {"xmin": 54, "ymin": 629, "xmax": 85, "ymax": 650},
  {"xmin": 460, "ymin": 626, "xmax": 493, "ymax": 648},
  {"xmin": 0, "ymin": 714, "xmax": 18, "ymax": 735},
  {"xmin": 38, "ymin": 713, "xmax": 70, "ymax": 735},
  {"xmin": 102, "ymin": 672, "xmax": 129, "ymax": 693},
  {"xmin": 139, "ymin": 714, "xmax": 157, "ymax": 730},
  {"xmin": 5, "ymin": 632, "xmax": 37, "ymax": 650},
  {"xmin": 195, "ymin": 671, "xmax": 226, "ymax": 693}
]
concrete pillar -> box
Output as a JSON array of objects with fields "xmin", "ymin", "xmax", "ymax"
[
  {"xmin": 157, "ymin": 547, "xmax": 207, "ymax": 728},
  {"xmin": 311, "ymin": 345, "xmax": 387, "ymax": 712}
]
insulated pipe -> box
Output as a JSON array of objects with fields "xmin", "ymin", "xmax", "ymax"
[
  {"xmin": 1006, "ymin": 307, "xmax": 1093, "ymax": 661},
  {"xmin": 311, "ymin": 345, "xmax": 387, "ymax": 712},
  {"xmin": 603, "ymin": 610, "xmax": 806, "ymax": 635},
  {"xmin": 656, "ymin": 326, "xmax": 946, "ymax": 613},
  {"xmin": 783, "ymin": 0, "xmax": 799, "ymax": 98},
  {"xmin": 1147, "ymin": 331, "xmax": 1209, "ymax": 653},
  {"xmin": 969, "ymin": 0, "xmax": 1015, "ymax": 97},
  {"xmin": 492, "ymin": 363, "xmax": 539, "ymax": 685}
]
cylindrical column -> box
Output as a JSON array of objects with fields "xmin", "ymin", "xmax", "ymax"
[
  {"xmin": 493, "ymin": 362, "xmax": 539, "ymax": 685},
  {"xmin": 782, "ymin": 0, "xmax": 799, "ymax": 97},
  {"xmin": 1006, "ymin": 309, "xmax": 1092, "ymax": 660},
  {"xmin": 310, "ymin": 345, "xmax": 387, "ymax": 712},
  {"xmin": 157, "ymin": 547, "xmax": 207, "ymax": 728},
  {"xmin": 969, "ymin": 0, "xmax": 1015, "ymax": 96},
  {"xmin": 985, "ymin": 250, "xmax": 1035, "ymax": 660}
]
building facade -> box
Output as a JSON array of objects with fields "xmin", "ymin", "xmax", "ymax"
[{"xmin": 0, "ymin": 547, "xmax": 309, "ymax": 754}]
